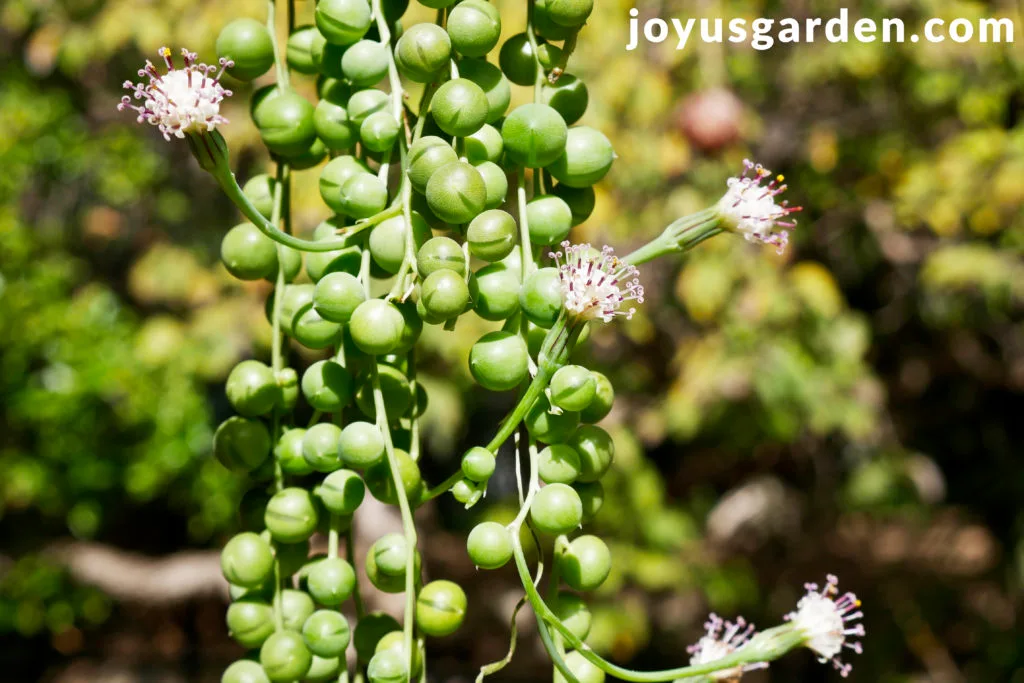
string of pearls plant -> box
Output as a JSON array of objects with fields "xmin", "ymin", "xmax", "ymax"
[{"xmin": 119, "ymin": 0, "xmax": 859, "ymax": 681}]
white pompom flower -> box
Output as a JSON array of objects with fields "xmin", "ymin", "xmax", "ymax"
[
  {"xmin": 786, "ymin": 574, "xmax": 865, "ymax": 678},
  {"xmin": 686, "ymin": 614, "xmax": 768, "ymax": 681},
  {"xmin": 119, "ymin": 47, "xmax": 234, "ymax": 141},
  {"xmin": 550, "ymin": 241, "xmax": 645, "ymax": 323},
  {"xmin": 716, "ymin": 159, "xmax": 801, "ymax": 254}
]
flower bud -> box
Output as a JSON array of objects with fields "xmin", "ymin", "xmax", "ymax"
[{"xmin": 186, "ymin": 128, "xmax": 230, "ymax": 173}]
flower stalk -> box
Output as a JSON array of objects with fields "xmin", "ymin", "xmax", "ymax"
[
  {"xmin": 625, "ymin": 159, "xmax": 803, "ymax": 265},
  {"xmin": 507, "ymin": 436, "xmax": 773, "ymax": 683},
  {"xmin": 370, "ymin": 361, "xmax": 420, "ymax": 680},
  {"xmin": 207, "ymin": 145, "xmax": 402, "ymax": 252},
  {"xmin": 622, "ymin": 208, "xmax": 722, "ymax": 266}
]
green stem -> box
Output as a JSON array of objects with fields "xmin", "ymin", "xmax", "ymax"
[
  {"xmin": 550, "ymin": 31, "xmax": 578, "ymax": 80},
  {"xmin": 266, "ymin": 0, "xmax": 289, "ymax": 635},
  {"xmin": 346, "ymin": 527, "xmax": 366, "ymax": 619},
  {"xmin": 504, "ymin": 441, "xmax": 574, "ymax": 683},
  {"xmin": 417, "ymin": 637, "xmax": 428, "ymax": 683},
  {"xmin": 475, "ymin": 596, "xmax": 528, "ymax": 682},
  {"xmin": 517, "ymin": 172, "xmax": 534, "ymax": 282},
  {"xmin": 328, "ymin": 514, "xmax": 340, "ymax": 558},
  {"xmin": 268, "ymin": 0, "xmax": 288, "ymax": 87},
  {"xmin": 407, "ymin": 348, "xmax": 421, "ymax": 462},
  {"xmin": 507, "ymin": 448, "xmax": 779, "ymax": 682},
  {"xmin": 212, "ymin": 162, "xmax": 402, "ymax": 252},
  {"xmin": 370, "ymin": 361, "xmax": 419, "ymax": 678},
  {"xmin": 514, "ymin": 425, "xmax": 525, "ymax": 504},
  {"xmin": 622, "ymin": 209, "xmax": 722, "ymax": 266},
  {"xmin": 485, "ymin": 366, "xmax": 551, "ymax": 453},
  {"xmin": 413, "ymin": 84, "xmax": 437, "ymax": 143},
  {"xmin": 420, "ymin": 469, "xmax": 464, "ymax": 503},
  {"xmin": 269, "ymin": 162, "xmax": 289, "ymax": 498},
  {"xmin": 272, "ymin": 558, "xmax": 284, "ymax": 632},
  {"xmin": 548, "ymin": 534, "xmax": 568, "ymax": 656},
  {"xmin": 373, "ymin": 0, "xmax": 419, "ymax": 302},
  {"xmin": 532, "ymin": 442, "xmax": 569, "ymax": 669},
  {"xmin": 358, "ymin": 247, "xmax": 372, "ymax": 291},
  {"xmin": 525, "ymin": 0, "xmax": 544, "ymax": 102},
  {"xmin": 484, "ymin": 313, "xmax": 579, "ymax": 452},
  {"xmin": 420, "ymin": 317, "xmax": 579, "ymax": 504},
  {"xmin": 385, "ymin": 179, "xmax": 415, "ymax": 300},
  {"xmin": 537, "ymin": 614, "xmax": 579, "ymax": 683},
  {"xmin": 516, "ymin": 167, "xmax": 539, "ymax": 389}
]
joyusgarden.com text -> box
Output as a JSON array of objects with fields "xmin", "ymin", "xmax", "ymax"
[{"xmin": 626, "ymin": 7, "xmax": 1016, "ymax": 50}]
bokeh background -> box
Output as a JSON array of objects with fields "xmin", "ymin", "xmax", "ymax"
[{"xmin": 1, "ymin": 0, "xmax": 1022, "ymax": 680}]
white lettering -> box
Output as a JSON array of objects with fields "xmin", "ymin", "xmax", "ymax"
[
  {"xmin": 826, "ymin": 7, "xmax": 849, "ymax": 42},
  {"xmin": 854, "ymin": 18, "xmax": 876, "ymax": 42}
]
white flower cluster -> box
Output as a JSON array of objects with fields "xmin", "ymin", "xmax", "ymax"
[
  {"xmin": 717, "ymin": 159, "xmax": 801, "ymax": 254},
  {"xmin": 119, "ymin": 48, "xmax": 233, "ymax": 140},
  {"xmin": 550, "ymin": 241, "xmax": 645, "ymax": 323},
  {"xmin": 786, "ymin": 574, "xmax": 865, "ymax": 677},
  {"xmin": 685, "ymin": 574, "xmax": 864, "ymax": 680},
  {"xmin": 687, "ymin": 613, "xmax": 768, "ymax": 681}
]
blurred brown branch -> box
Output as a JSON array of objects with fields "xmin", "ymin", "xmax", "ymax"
[
  {"xmin": 44, "ymin": 542, "xmax": 227, "ymax": 604},
  {"xmin": 20, "ymin": 498, "xmax": 414, "ymax": 608}
]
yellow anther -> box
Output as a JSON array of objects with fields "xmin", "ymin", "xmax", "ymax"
[
  {"xmin": 777, "ymin": 174, "xmax": 785, "ymax": 182},
  {"xmin": 160, "ymin": 47, "xmax": 171, "ymax": 57}
]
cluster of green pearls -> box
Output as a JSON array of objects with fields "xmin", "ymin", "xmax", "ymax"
[{"xmin": 211, "ymin": 0, "xmax": 619, "ymax": 681}]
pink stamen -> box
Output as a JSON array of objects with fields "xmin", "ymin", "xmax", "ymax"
[{"xmin": 117, "ymin": 47, "xmax": 232, "ymax": 140}]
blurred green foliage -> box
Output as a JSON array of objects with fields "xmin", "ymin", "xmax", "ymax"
[
  {"xmin": 0, "ymin": 71, "xmax": 254, "ymax": 647},
  {"xmin": 0, "ymin": 0, "xmax": 1022, "ymax": 680}
]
